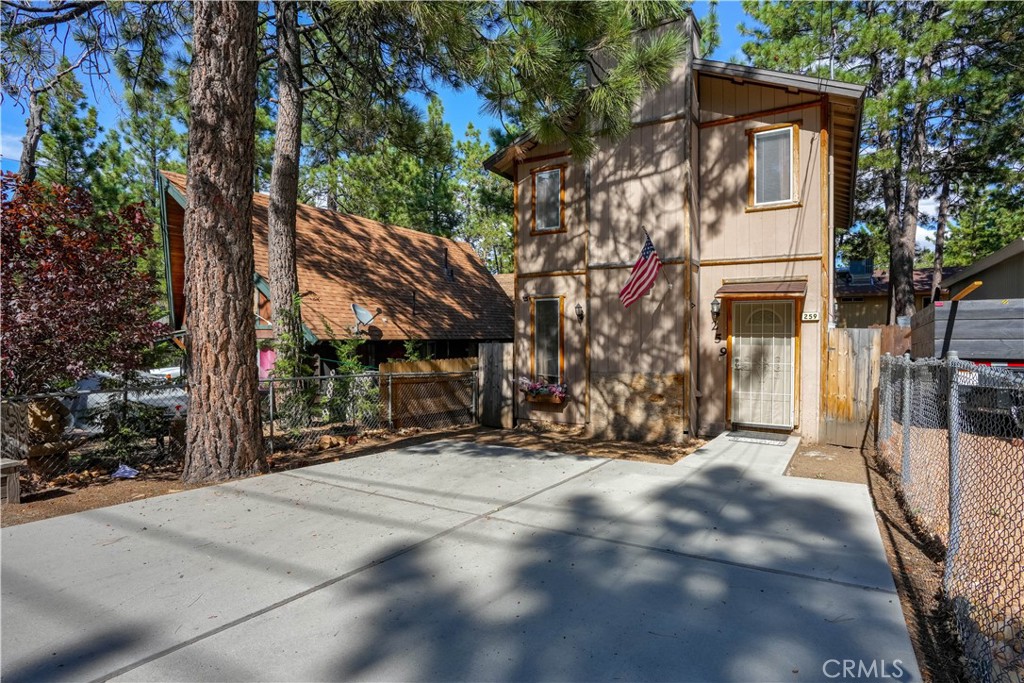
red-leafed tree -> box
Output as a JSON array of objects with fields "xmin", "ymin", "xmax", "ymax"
[{"xmin": 0, "ymin": 173, "xmax": 164, "ymax": 396}]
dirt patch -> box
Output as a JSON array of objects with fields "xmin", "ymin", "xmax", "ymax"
[
  {"xmin": 785, "ymin": 442, "xmax": 869, "ymax": 484},
  {"xmin": 786, "ymin": 443, "xmax": 964, "ymax": 682},
  {"xmin": 456, "ymin": 422, "xmax": 704, "ymax": 465}
]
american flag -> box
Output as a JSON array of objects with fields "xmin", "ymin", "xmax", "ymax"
[{"xmin": 619, "ymin": 232, "xmax": 663, "ymax": 308}]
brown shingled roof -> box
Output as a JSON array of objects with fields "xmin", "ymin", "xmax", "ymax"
[
  {"xmin": 162, "ymin": 171, "xmax": 512, "ymax": 342},
  {"xmin": 492, "ymin": 273, "xmax": 514, "ymax": 301}
]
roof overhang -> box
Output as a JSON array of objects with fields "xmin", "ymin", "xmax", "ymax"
[
  {"xmin": 692, "ymin": 59, "xmax": 866, "ymax": 100},
  {"xmin": 482, "ymin": 132, "xmax": 538, "ymax": 180},
  {"xmin": 715, "ymin": 279, "xmax": 808, "ymax": 298}
]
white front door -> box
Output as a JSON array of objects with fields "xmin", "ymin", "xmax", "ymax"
[{"xmin": 731, "ymin": 300, "xmax": 796, "ymax": 429}]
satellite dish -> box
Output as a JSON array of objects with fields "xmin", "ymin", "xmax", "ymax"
[{"xmin": 351, "ymin": 303, "xmax": 382, "ymax": 332}]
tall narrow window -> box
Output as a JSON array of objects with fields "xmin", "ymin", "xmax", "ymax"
[
  {"xmin": 749, "ymin": 124, "xmax": 798, "ymax": 207},
  {"xmin": 532, "ymin": 167, "xmax": 563, "ymax": 232},
  {"xmin": 533, "ymin": 297, "xmax": 562, "ymax": 383}
]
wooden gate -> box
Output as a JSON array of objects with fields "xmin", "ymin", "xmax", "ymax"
[
  {"xmin": 478, "ymin": 343, "xmax": 513, "ymax": 429},
  {"xmin": 822, "ymin": 327, "xmax": 881, "ymax": 448}
]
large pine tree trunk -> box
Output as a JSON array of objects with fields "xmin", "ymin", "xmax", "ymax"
[
  {"xmin": 894, "ymin": 0, "xmax": 940, "ymax": 320},
  {"xmin": 267, "ymin": 0, "xmax": 303, "ymax": 371},
  {"xmin": 182, "ymin": 0, "xmax": 265, "ymax": 483},
  {"xmin": 19, "ymin": 91, "xmax": 43, "ymax": 183}
]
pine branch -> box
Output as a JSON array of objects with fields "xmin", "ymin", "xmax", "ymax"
[{"xmin": 4, "ymin": 0, "xmax": 103, "ymax": 39}]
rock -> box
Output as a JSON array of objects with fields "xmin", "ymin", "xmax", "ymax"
[{"xmin": 317, "ymin": 435, "xmax": 344, "ymax": 451}]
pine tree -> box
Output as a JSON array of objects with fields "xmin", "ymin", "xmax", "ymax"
[
  {"xmin": 741, "ymin": 0, "xmax": 1024, "ymax": 318},
  {"xmin": 36, "ymin": 63, "xmax": 101, "ymax": 189},
  {"xmin": 181, "ymin": 0, "xmax": 265, "ymax": 483},
  {"xmin": 454, "ymin": 124, "xmax": 514, "ymax": 273}
]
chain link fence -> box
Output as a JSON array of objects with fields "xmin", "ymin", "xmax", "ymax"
[
  {"xmin": 878, "ymin": 353, "xmax": 1024, "ymax": 683},
  {"xmin": 1, "ymin": 377, "xmax": 189, "ymax": 494},
  {"xmin": 261, "ymin": 371, "xmax": 477, "ymax": 454},
  {"xmin": 2, "ymin": 370, "xmax": 478, "ymax": 497}
]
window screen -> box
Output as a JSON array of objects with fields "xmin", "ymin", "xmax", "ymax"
[
  {"xmin": 534, "ymin": 169, "xmax": 561, "ymax": 231},
  {"xmin": 534, "ymin": 298, "xmax": 560, "ymax": 383},
  {"xmin": 754, "ymin": 128, "xmax": 793, "ymax": 205}
]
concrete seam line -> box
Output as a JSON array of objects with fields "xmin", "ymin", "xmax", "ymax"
[
  {"xmin": 90, "ymin": 458, "xmax": 611, "ymax": 682},
  {"xmin": 278, "ymin": 471, "xmax": 478, "ymax": 516},
  {"xmin": 487, "ymin": 515, "xmax": 899, "ymax": 596}
]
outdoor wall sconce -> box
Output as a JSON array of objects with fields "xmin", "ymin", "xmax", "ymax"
[
  {"xmin": 575, "ymin": 303, "xmax": 585, "ymax": 323},
  {"xmin": 710, "ymin": 297, "xmax": 722, "ymax": 343}
]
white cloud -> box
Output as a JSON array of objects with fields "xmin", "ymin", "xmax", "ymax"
[
  {"xmin": 0, "ymin": 132, "xmax": 23, "ymax": 162},
  {"xmin": 917, "ymin": 225, "xmax": 935, "ymax": 250},
  {"xmin": 919, "ymin": 195, "xmax": 939, "ymax": 219}
]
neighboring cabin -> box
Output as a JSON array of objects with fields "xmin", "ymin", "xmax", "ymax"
[
  {"xmin": 484, "ymin": 15, "xmax": 865, "ymax": 442},
  {"xmin": 159, "ymin": 171, "xmax": 512, "ymax": 374},
  {"xmin": 940, "ymin": 238, "xmax": 1024, "ymax": 301},
  {"xmin": 836, "ymin": 266, "xmax": 962, "ymax": 328}
]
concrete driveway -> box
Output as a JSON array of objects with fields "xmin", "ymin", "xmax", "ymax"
[{"xmin": 2, "ymin": 433, "xmax": 920, "ymax": 682}]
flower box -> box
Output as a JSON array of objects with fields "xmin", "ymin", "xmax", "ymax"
[
  {"xmin": 516, "ymin": 377, "xmax": 569, "ymax": 404},
  {"xmin": 525, "ymin": 393, "xmax": 565, "ymax": 405}
]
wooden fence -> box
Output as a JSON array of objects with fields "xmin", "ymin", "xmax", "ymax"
[
  {"xmin": 877, "ymin": 323, "xmax": 911, "ymax": 357},
  {"xmin": 478, "ymin": 343, "xmax": 514, "ymax": 429},
  {"xmin": 379, "ymin": 358, "xmax": 476, "ymax": 429},
  {"xmin": 821, "ymin": 327, "xmax": 882, "ymax": 448},
  {"xmin": 379, "ymin": 358, "xmax": 476, "ymax": 375}
]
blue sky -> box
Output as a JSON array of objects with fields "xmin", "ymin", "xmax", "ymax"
[{"xmin": 1, "ymin": 2, "xmax": 753, "ymax": 174}]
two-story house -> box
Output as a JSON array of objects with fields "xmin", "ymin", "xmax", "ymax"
[{"xmin": 484, "ymin": 15, "xmax": 864, "ymax": 442}]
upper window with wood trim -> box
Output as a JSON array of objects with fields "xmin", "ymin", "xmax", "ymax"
[
  {"xmin": 531, "ymin": 166, "xmax": 565, "ymax": 233},
  {"xmin": 748, "ymin": 123, "xmax": 799, "ymax": 208}
]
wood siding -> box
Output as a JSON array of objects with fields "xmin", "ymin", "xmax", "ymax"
[
  {"xmin": 911, "ymin": 299, "xmax": 1024, "ymax": 360},
  {"xmin": 590, "ymin": 120, "xmax": 689, "ymax": 266},
  {"xmin": 696, "ymin": 75, "xmax": 830, "ymax": 440},
  {"xmin": 165, "ymin": 195, "xmax": 186, "ymax": 328},
  {"xmin": 696, "ymin": 261, "xmax": 823, "ymax": 436},
  {"xmin": 514, "ymin": 273, "xmax": 587, "ymax": 425},
  {"xmin": 837, "ymin": 294, "xmax": 932, "ymax": 328},
  {"xmin": 947, "ymin": 254, "xmax": 1024, "ymax": 300},
  {"xmin": 698, "ymin": 86, "xmax": 823, "ymax": 262},
  {"xmin": 515, "ymin": 149, "xmax": 585, "ymax": 275}
]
